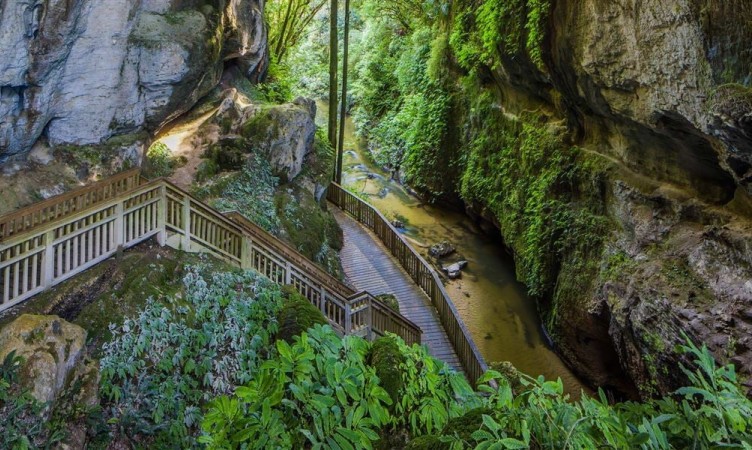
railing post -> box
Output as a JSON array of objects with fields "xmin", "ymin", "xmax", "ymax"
[
  {"xmin": 240, "ymin": 236, "xmax": 252, "ymax": 270},
  {"xmin": 344, "ymin": 302, "xmax": 352, "ymax": 335},
  {"xmin": 284, "ymin": 261, "xmax": 292, "ymax": 285},
  {"xmin": 320, "ymin": 287, "xmax": 328, "ymax": 316},
  {"xmin": 114, "ymin": 201, "xmax": 125, "ymax": 249},
  {"xmin": 366, "ymin": 297, "xmax": 373, "ymax": 341},
  {"xmin": 181, "ymin": 197, "xmax": 191, "ymax": 251},
  {"xmin": 156, "ymin": 184, "xmax": 167, "ymax": 246},
  {"xmin": 43, "ymin": 229, "xmax": 55, "ymax": 286}
]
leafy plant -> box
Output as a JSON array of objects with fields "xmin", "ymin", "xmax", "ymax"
[
  {"xmin": 201, "ymin": 325, "xmax": 392, "ymax": 449},
  {"xmin": 209, "ymin": 154, "xmax": 282, "ymax": 234},
  {"xmin": 100, "ymin": 267, "xmax": 284, "ymax": 447},
  {"xmin": 143, "ymin": 141, "xmax": 179, "ymax": 178}
]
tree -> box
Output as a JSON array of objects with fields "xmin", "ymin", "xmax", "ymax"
[
  {"xmin": 267, "ymin": 0, "xmax": 328, "ymax": 62},
  {"xmin": 335, "ymin": 0, "xmax": 351, "ymax": 184},
  {"xmin": 328, "ymin": 0, "xmax": 339, "ymax": 155}
]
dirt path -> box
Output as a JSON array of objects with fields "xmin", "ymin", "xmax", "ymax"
[{"xmin": 156, "ymin": 109, "xmax": 218, "ymax": 189}]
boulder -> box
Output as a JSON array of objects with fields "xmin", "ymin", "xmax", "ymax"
[
  {"xmin": 429, "ymin": 241, "xmax": 456, "ymax": 259},
  {"xmin": 242, "ymin": 97, "xmax": 317, "ymax": 182},
  {"xmin": 442, "ymin": 260, "xmax": 468, "ymax": 280},
  {"xmin": 0, "ymin": 315, "xmax": 88, "ymax": 404}
]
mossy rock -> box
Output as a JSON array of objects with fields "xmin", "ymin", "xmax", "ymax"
[
  {"xmin": 375, "ymin": 294, "xmax": 400, "ymax": 313},
  {"xmin": 489, "ymin": 361, "xmax": 524, "ymax": 394},
  {"xmin": 404, "ymin": 435, "xmax": 448, "ymax": 450},
  {"xmin": 367, "ymin": 336, "xmax": 405, "ymax": 409},
  {"xmin": 275, "ymin": 185, "xmax": 344, "ymax": 279},
  {"xmin": 204, "ymin": 138, "xmax": 249, "ymax": 171},
  {"xmin": 712, "ymin": 83, "xmax": 752, "ymax": 118},
  {"xmin": 275, "ymin": 285, "xmax": 327, "ymax": 343},
  {"xmin": 440, "ymin": 407, "xmax": 493, "ymax": 444}
]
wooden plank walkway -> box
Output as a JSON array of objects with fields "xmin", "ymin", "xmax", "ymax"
[{"xmin": 333, "ymin": 208, "xmax": 463, "ymax": 373}]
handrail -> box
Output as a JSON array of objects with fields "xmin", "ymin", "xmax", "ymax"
[
  {"xmin": 0, "ymin": 168, "xmax": 142, "ymax": 242},
  {"xmin": 223, "ymin": 212, "xmax": 355, "ymax": 299},
  {"xmin": 224, "ymin": 211, "xmax": 422, "ymax": 344},
  {"xmin": 0, "ymin": 170, "xmax": 422, "ymax": 347},
  {"xmin": 327, "ymin": 183, "xmax": 488, "ymax": 385}
]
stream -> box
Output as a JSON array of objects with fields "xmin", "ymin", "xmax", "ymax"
[{"xmin": 319, "ymin": 104, "xmax": 589, "ymax": 396}]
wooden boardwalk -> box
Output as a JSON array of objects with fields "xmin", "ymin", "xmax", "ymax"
[{"xmin": 333, "ymin": 208, "xmax": 463, "ymax": 373}]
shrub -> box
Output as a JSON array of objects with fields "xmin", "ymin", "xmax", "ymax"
[
  {"xmin": 275, "ymin": 285, "xmax": 327, "ymax": 343},
  {"xmin": 200, "ymin": 325, "xmax": 392, "ymax": 449},
  {"xmin": 99, "ymin": 267, "xmax": 283, "ymax": 447},
  {"xmin": 210, "ymin": 154, "xmax": 282, "ymax": 234},
  {"xmin": 143, "ymin": 141, "xmax": 178, "ymax": 178},
  {"xmin": 375, "ymin": 294, "xmax": 400, "ymax": 313},
  {"xmin": 368, "ymin": 337, "xmax": 406, "ymax": 408}
]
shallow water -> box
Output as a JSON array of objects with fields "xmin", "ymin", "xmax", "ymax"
[{"xmin": 320, "ymin": 104, "xmax": 589, "ymax": 396}]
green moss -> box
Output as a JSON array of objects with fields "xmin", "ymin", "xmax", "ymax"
[
  {"xmin": 375, "ymin": 294, "xmax": 400, "ymax": 313},
  {"xmin": 275, "ymin": 185, "xmax": 344, "ymax": 278},
  {"xmin": 459, "ymin": 90, "xmax": 607, "ymax": 299},
  {"xmin": 450, "ymin": 0, "xmax": 550, "ymax": 71},
  {"xmin": 441, "ymin": 407, "xmax": 493, "ymax": 443},
  {"xmin": 241, "ymin": 108, "xmax": 278, "ymax": 140},
  {"xmin": 0, "ymin": 246, "xmax": 230, "ymax": 356},
  {"xmin": 368, "ymin": 336, "xmax": 406, "ymax": 409},
  {"xmin": 711, "ymin": 83, "xmax": 752, "ymax": 118},
  {"xmin": 203, "ymin": 138, "xmax": 248, "ymax": 172},
  {"xmin": 143, "ymin": 141, "xmax": 179, "ymax": 178},
  {"xmin": 54, "ymin": 132, "xmax": 148, "ymax": 176},
  {"xmin": 404, "ymin": 435, "xmax": 448, "ymax": 450},
  {"xmin": 660, "ymin": 256, "xmax": 713, "ymax": 304},
  {"xmin": 602, "ymin": 249, "xmax": 637, "ymax": 282},
  {"xmin": 275, "ymin": 286, "xmax": 327, "ymax": 343}
]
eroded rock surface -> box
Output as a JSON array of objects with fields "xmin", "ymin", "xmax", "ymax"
[
  {"xmin": 459, "ymin": 0, "xmax": 752, "ymax": 397},
  {"xmin": 0, "ymin": 0, "xmax": 268, "ymax": 162},
  {"xmin": 0, "ymin": 314, "xmax": 96, "ymax": 405},
  {"xmin": 241, "ymin": 97, "xmax": 317, "ymax": 181}
]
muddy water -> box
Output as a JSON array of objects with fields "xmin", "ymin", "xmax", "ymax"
[{"xmin": 320, "ymin": 104, "xmax": 589, "ymax": 396}]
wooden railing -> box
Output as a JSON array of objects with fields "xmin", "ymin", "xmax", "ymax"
[
  {"xmin": 0, "ymin": 169, "xmax": 142, "ymax": 242},
  {"xmin": 0, "ymin": 173, "xmax": 421, "ymax": 347},
  {"xmin": 328, "ymin": 183, "xmax": 488, "ymax": 384}
]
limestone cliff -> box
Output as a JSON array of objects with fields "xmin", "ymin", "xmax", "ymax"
[
  {"xmin": 451, "ymin": 0, "xmax": 752, "ymax": 397},
  {"xmin": 0, "ymin": 0, "xmax": 267, "ymax": 162}
]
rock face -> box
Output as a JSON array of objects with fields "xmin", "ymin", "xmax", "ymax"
[
  {"xmin": 450, "ymin": 0, "xmax": 752, "ymax": 397},
  {"xmin": 0, "ymin": 0, "xmax": 268, "ymax": 162},
  {"xmin": 0, "ymin": 314, "xmax": 95, "ymax": 405},
  {"xmin": 242, "ymin": 97, "xmax": 317, "ymax": 181}
]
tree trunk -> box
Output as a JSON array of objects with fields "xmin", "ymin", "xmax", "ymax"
[
  {"xmin": 328, "ymin": 0, "xmax": 339, "ymax": 158},
  {"xmin": 273, "ymin": 0, "xmax": 295, "ymax": 61},
  {"xmin": 335, "ymin": 0, "xmax": 350, "ymax": 184}
]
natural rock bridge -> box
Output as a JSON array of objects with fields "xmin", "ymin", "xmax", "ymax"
[{"xmin": 0, "ymin": 170, "xmax": 487, "ymax": 384}]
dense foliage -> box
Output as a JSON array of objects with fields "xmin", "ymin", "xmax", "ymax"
[
  {"xmin": 195, "ymin": 318, "xmax": 752, "ymax": 449},
  {"xmin": 6, "ymin": 263, "xmax": 750, "ymax": 448},
  {"xmin": 99, "ymin": 267, "xmax": 283, "ymax": 447},
  {"xmin": 196, "ymin": 152, "xmax": 283, "ymax": 234},
  {"xmin": 347, "ymin": 0, "xmax": 605, "ymax": 312}
]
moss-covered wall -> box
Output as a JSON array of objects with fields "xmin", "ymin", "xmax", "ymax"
[{"xmin": 353, "ymin": 0, "xmax": 752, "ymax": 398}]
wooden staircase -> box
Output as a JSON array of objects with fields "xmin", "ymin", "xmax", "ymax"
[{"xmin": 0, "ymin": 170, "xmax": 421, "ymax": 346}]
